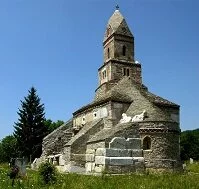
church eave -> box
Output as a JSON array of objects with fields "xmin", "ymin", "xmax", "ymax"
[
  {"xmin": 154, "ymin": 102, "xmax": 180, "ymax": 108},
  {"xmin": 98, "ymin": 59, "xmax": 141, "ymax": 71},
  {"xmin": 141, "ymin": 89, "xmax": 180, "ymax": 108},
  {"xmin": 103, "ymin": 33, "xmax": 133, "ymax": 46},
  {"xmin": 73, "ymin": 98, "xmax": 131, "ymax": 117}
]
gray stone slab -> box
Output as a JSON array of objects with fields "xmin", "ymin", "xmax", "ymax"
[
  {"xmin": 109, "ymin": 137, "xmax": 126, "ymax": 149},
  {"xmin": 126, "ymin": 138, "xmax": 141, "ymax": 149},
  {"xmin": 106, "ymin": 149, "xmax": 131, "ymax": 157},
  {"xmin": 108, "ymin": 157, "xmax": 134, "ymax": 165},
  {"xmin": 133, "ymin": 157, "xmax": 144, "ymax": 162},
  {"xmin": 131, "ymin": 149, "xmax": 143, "ymax": 157}
]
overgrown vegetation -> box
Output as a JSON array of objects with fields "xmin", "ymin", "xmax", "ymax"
[
  {"xmin": 181, "ymin": 129, "xmax": 199, "ymax": 160},
  {"xmin": 0, "ymin": 135, "xmax": 18, "ymax": 163},
  {"xmin": 38, "ymin": 162, "xmax": 57, "ymax": 184},
  {"xmin": 1, "ymin": 163, "xmax": 199, "ymax": 189}
]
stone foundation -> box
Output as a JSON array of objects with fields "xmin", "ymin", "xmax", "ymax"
[{"xmin": 85, "ymin": 137, "xmax": 145, "ymax": 174}]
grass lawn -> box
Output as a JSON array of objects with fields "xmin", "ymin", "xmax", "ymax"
[{"xmin": 0, "ymin": 163, "xmax": 199, "ymax": 189}]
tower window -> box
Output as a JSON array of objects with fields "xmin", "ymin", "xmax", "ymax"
[
  {"xmin": 126, "ymin": 68, "xmax": 129, "ymax": 76},
  {"xmin": 123, "ymin": 68, "xmax": 130, "ymax": 76},
  {"xmin": 123, "ymin": 68, "xmax": 126, "ymax": 76},
  {"xmin": 102, "ymin": 70, "xmax": 107, "ymax": 79},
  {"xmin": 143, "ymin": 136, "xmax": 151, "ymax": 150},
  {"xmin": 122, "ymin": 45, "xmax": 126, "ymax": 56},
  {"xmin": 107, "ymin": 48, "xmax": 110, "ymax": 59}
]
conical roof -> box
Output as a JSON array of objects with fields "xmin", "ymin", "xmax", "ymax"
[{"xmin": 104, "ymin": 9, "xmax": 133, "ymax": 42}]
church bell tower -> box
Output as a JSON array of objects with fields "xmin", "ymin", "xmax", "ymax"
[{"xmin": 98, "ymin": 7, "xmax": 142, "ymax": 86}]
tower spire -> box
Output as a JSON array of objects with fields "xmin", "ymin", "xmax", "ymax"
[
  {"xmin": 98, "ymin": 8, "xmax": 142, "ymax": 86},
  {"xmin": 116, "ymin": 5, "xmax": 119, "ymax": 10}
]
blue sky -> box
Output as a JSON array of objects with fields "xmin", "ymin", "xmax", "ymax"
[{"xmin": 0, "ymin": 0, "xmax": 199, "ymax": 140}]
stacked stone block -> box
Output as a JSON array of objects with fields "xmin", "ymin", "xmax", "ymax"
[{"xmin": 85, "ymin": 137, "xmax": 145, "ymax": 174}]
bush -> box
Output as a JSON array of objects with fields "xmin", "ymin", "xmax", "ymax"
[{"xmin": 38, "ymin": 162, "xmax": 57, "ymax": 184}]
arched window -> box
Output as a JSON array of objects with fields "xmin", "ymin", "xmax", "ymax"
[
  {"xmin": 107, "ymin": 48, "xmax": 110, "ymax": 59},
  {"xmin": 143, "ymin": 136, "xmax": 151, "ymax": 150},
  {"xmin": 123, "ymin": 68, "xmax": 130, "ymax": 76},
  {"xmin": 122, "ymin": 45, "xmax": 126, "ymax": 56}
]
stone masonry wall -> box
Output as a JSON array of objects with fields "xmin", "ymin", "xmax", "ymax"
[
  {"xmin": 85, "ymin": 137, "xmax": 145, "ymax": 174},
  {"xmin": 103, "ymin": 38, "xmax": 114, "ymax": 62},
  {"xmin": 111, "ymin": 102, "xmax": 130, "ymax": 125},
  {"xmin": 124, "ymin": 84, "xmax": 171, "ymax": 121},
  {"xmin": 114, "ymin": 37, "xmax": 134, "ymax": 61},
  {"xmin": 94, "ymin": 81, "xmax": 117, "ymax": 100},
  {"xmin": 110, "ymin": 62, "xmax": 142, "ymax": 84},
  {"xmin": 42, "ymin": 120, "xmax": 73, "ymax": 156},
  {"xmin": 65, "ymin": 119, "xmax": 104, "ymax": 167},
  {"xmin": 139, "ymin": 121, "xmax": 181, "ymax": 170},
  {"xmin": 73, "ymin": 103, "xmax": 110, "ymax": 129}
]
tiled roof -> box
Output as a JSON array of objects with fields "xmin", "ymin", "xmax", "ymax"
[
  {"xmin": 142, "ymin": 90, "xmax": 179, "ymax": 108},
  {"xmin": 103, "ymin": 10, "xmax": 133, "ymax": 42},
  {"xmin": 73, "ymin": 77, "xmax": 179, "ymax": 116}
]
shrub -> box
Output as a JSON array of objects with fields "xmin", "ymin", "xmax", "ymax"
[{"xmin": 38, "ymin": 162, "xmax": 57, "ymax": 184}]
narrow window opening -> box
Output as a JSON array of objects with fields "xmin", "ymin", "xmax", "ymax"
[
  {"xmin": 122, "ymin": 45, "xmax": 126, "ymax": 56},
  {"xmin": 123, "ymin": 68, "xmax": 126, "ymax": 76},
  {"xmin": 143, "ymin": 136, "xmax": 151, "ymax": 150},
  {"xmin": 107, "ymin": 48, "xmax": 110, "ymax": 59},
  {"xmin": 127, "ymin": 68, "xmax": 129, "ymax": 76},
  {"xmin": 56, "ymin": 157, "xmax": 59, "ymax": 166},
  {"xmin": 123, "ymin": 68, "xmax": 130, "ymax": 76},
  {"xmin": 102, "ymin": 70, "xmax": 107, "ymax": 79}
]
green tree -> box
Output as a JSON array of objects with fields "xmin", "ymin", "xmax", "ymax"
[
  {"xmin": 0, "ymin": 142, "xmax": 3, "ymax": 162},
  {"xmin": 44, "ymin": 119, "xmax": 64, "ymax": 133},
  {"xmin": 181, "ymin": 129, "xmax": 199, "ymax": 160},
  {"xmin": 14, "ymin": 87, "xmax": 48, "ymax": 161},
  {"xmin": 0, "ymin": 135, "xmax": 18, "ymax": 163}
]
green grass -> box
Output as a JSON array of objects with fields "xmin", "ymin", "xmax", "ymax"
[
  {"xmin": 187, "ymin": 162, "xmax": 199, "ymax": 173},
  {"xmin": 1, "ymin": 163, "xmax": 199, "ymax": 189}
]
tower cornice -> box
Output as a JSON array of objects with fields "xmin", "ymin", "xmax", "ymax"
[
  {"xmin": 103, "ymin": 33, "xmax": 134, "ymax": 46},
  {"xmin": 98, "ymin": 59, "xmax": 141, "ymax": 72}
]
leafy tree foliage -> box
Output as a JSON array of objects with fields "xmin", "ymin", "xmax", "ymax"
[
  {"xmin": 13, "ymin": 87, "xmax": 48, "ymax": 161},
  {"xmin": 181, "ymin": 129, "xmax": 199, "ymax": 160},
  {"xmin": 38, "ymin": 162, "xmax": 57, "ymax": 184},
  {"xmin": 44, "ymin": 119, "xmax": 64, "ymax": 133},
  {"xmin": 0, "ymin": 135, "xmax": 18, "ymax": 163}
]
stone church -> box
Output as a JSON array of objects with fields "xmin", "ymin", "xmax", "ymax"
[{"xmin": 33, "ymin": 8, "xmax": 181, "ymax": 174}]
